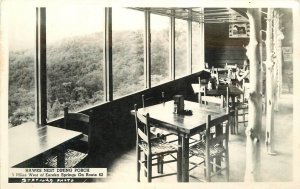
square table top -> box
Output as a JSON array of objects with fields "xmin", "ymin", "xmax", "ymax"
[
  {"xmin": 136, "ymin": 100, "xmax": 227, "ymax": 136},
  {"xmin": 9, "ymin": 122, "xmax": 83, "ymax": 167}
]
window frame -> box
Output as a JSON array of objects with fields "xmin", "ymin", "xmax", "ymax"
[{"xmin": 34, "ymin": 7, "xmax": 204, "ymax": 124}]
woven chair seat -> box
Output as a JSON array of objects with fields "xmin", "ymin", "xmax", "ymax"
[
  {"xmin": 139, "ymin": 139, "xmax": 177, "ymax": 155},
  {"xmin": 189, "ymin": 141, "xmax": 225, "ymax": 158},
  {"xmin": 45, "ymin": 149, "xmax": 87, "ymax": 168}
]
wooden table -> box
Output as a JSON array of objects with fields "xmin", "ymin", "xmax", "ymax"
[
  {"xmin": 206, "ymin": 85, "xmax": 243, "ymax": 97},
  {"xmin": 206, "ymin": 85, "xmax": 243, "ymax": 134},
  {"xmin": 137, "ymin": 100, "xmax": 226, "ymax": 182},
  {"xmin": 9, "ymin": 122, "xmax": 83, "ymax": 168}
]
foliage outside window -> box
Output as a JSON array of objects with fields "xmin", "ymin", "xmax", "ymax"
[
  {"xmin": 112, "ymin": 8, "xmax": 145, "ymax": 98},
  {"xmin": 8, "ymin": 5, "xmax": 35, "ymax": 127},
  {"xmin": 46, "ymin": 6, "xmax": 104, "ymax": 120},
  {"xmin": 8, "ymin": 6, "xmax": 204, "ymax": 126},
  {"xmin": 192, "ymin": 22, "xmax": 202, "ymax": 73},
  {"xmin": 151, "ymin": 14, "xmax": 170, "ymax": 86},
  {"xmin": 175, "ymin": 18, "xmax": 188, "ymax": 79}
]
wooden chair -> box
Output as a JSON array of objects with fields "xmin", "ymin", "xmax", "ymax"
[
  {"xmin": 142, "ymin": 91, "xmax": 165, "ymax": 108},
  {"xmin": 142, "ymin": 92, "xmax": 176, "ymax": 142},
  {"xmin": 198, "ymin": 77, "xmax": 226, "ymax": 109},
  {"xmin": 134, "ymin": 104, "xmax": 179, "ymax": 182},
  {"xmin": 192, "ymin": 78, "xmax": 229, "ymax": 145},
  {"xmin": 210, "ymin": 67, "xmax": 220, "ymax": 85},
  {"xmin": 189, "ymin": 113, "xmax": 230, "ymax": 182},
  {"xmin": 234, "ymin": 80, "xmax": 249, "ymax": 133},
  {"xmin": 45, "ymin": 107, "xmax": 94, "ymax": 168},
  {"xmin": 225, "ymin": 64, "xmax": 237, "ymax": 82}
]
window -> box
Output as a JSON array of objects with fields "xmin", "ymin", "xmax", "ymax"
[
  {"xmin": 175, "ymin": 18, "xmax": 188, "ymax": 79},
  {"xmin": 46, "ymin": 5, "xmax": 104, "ymax": 119},
  {"xmin": 112, "ymin": 8, "xmax": 144, "ymax": 98},
  {"xmin": 151, "ymin": 14, "xmax": 170, "ymax": 86},
  {"xmin": 8, "ymin": 5, "xmax": 35, "ymax": 127},
  {"xmin": 192, "ymin": 22, "xmax": 202, "ymax": 73}
]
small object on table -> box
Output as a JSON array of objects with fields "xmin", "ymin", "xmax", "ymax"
[
  {"xmin": 173, "ymin": 95, "xmax": 184, "ymax": 114},
  {"xmin": 177, "ymin": 109, "xmax": 193, "ymax": 116}
]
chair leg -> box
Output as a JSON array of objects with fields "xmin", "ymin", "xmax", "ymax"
[
  {"xmin": 210, "ymin": 157, "xmax": 214, "ymax": 173},
  {"xmin": 147, "ymin": 154, "xmax": 152, "ymax": 182},
  {"xmin": 229, "ymin": 114, "xmax": 234, "ymax": 136},
  {"xmin": 57, "ymin": 147, "xmax": 66, "ymax": 168},
  {"xmin": 203, "ymin": 161, "xmax": 207, "ymax": 178},
  {"xmin": 236, "ymin": 111, "xmax": 239, "ymax": 134},
  {"xmin": 137, "ymin": 147, "xmax": 141, "ymax": 182},
  {"xmin": 144, "ymin": 154, "xmax": 147, "ymax": 177},
  {"xmin": 160, "ymin": 156, "xmax": 164, "ymax": 174},
  {"xmin": 157, "ymin": 155, "xmax": 163, "ymax": 174},
  {"xmin": 157, "ymin": 156, "xmax": 161, "ymax": 173},
  {"xmin": 234, "ymin": 109, "xmax": 238, "ymax": 135},
  {"xmin": 177, "ymin": 148, "xmax": 182, "ymax": 182},
  {"xmin": 205, "ymin": 150, "xmax": 211, "ymax": 182},
  {"xmin": 232, "ymin": 114, "xmax": 235, "ymax": 135},
  {"xmin": 206, "ymin": 159, "xmax": 211, "ymax": 182},
  {"xmin": 243, "ymin": 109, "xmax": 246, "ymax": 127},
  {"xmin": 225, "ymin": 151, "xmax": 229, "ymax": 182}
]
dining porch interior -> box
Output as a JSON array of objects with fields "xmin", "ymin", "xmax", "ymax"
[
  {"xmin": 104, "ymin": 92, "xmax": 293, "ymax": 182},
  {"xmin": 19, "ymin": 80, "xmax": 292, "ymax": 183},
  {"xmin": 3, "ymin": 4, "xmax": 298, "ymax": 184}
]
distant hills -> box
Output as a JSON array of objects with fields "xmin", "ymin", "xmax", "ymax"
[{"xmin": 8, "ymin": 30, "xmax": 170, "ymax": 126}]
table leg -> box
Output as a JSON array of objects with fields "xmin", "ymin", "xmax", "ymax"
[
  {"xmin": 57, "ymin": 146, "xmax": 66, "ymax": 168},
  {"xmin": 181, "ymin": 136, "xmax": 189, "ymax": 182},
  {"xmin": 177, "ymin": 137, "xmax": 182, "ymax": 182}
]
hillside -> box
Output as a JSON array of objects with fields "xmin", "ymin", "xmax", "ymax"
[{"xmin": 9, "ymin": 30, "xmax": 169, "ymax": 126}]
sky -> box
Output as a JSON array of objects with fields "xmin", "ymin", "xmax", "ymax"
[
  {"xmin": 4, "ymin": 4, "xmax": 167, "ymax": 51},
  {"xmin": 4, "ymin": 1, "xmax": 295, "ymax": 51}
]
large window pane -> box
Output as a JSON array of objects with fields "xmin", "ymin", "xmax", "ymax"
[
  {"xmin": 8, "ymin": 5, "xmax": 35, "ymax": 127},
  {"xmin": 175, "ymin": 19, "xmax": 188, "ymax": 79},
  {"xmin": 151, "ymin": 14, "xmax": 170, "ymax": 86},
  {"xmin": 47, "ymin": 5, "xmax": 104, "ymax": 120},
  {"xmin": 112, "ymin": 8, "xmax": 144, "ymax": 98},
  {"xmin": 192, "ymin": 22, "xmax": 202, "ymax": 73}
]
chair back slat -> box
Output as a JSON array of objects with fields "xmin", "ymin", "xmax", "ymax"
[
  {"xmin": 209, "ymin": 114, "xmax": 228, "ymax": 127},
  {"xmin": 68, "ymin": 113, "xmax": 90, "ymax": 123},
  {"xmin": 142, "ymin": 92, "xmax": 165, "ymax": 108},
  {"xmin": 134, "ymin": 104, "xmax": 151, "ymax": 152},
  {"xmin": 64, "ymin": 107, "xmax": 91, "ymax": 136},
  {"xmin": 136, "ymin": 110, "xmax": 148, "ymax": 125},
  {"xmin": 137, "ymin": 128, "xmax": 149, "ymax": 144},
  {"xmin": 63, "ymin": 107, "xmax": 94, "ymax": 154}
]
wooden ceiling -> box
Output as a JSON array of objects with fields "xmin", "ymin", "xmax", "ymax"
[{"xmin": 131, "ymin": 7, "xmax": 249, "ymax": 23}]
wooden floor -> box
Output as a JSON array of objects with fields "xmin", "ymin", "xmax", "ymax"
[{"xmin": 92, "ymin": 92, "xmax": 293, "ymax": 183}]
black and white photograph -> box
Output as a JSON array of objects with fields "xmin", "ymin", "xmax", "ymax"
[{"xmin": 0, "ymin": 0, "xmax": 299, "ymax": 188}]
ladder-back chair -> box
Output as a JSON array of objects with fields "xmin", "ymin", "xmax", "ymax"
[
  {"xmin": 189, "ymin": 113, "xmax": 230, "ymax": 182},
  {"xmin": 45, "ymin": 107, "xmax": 94, "ymax": 168},
  {"xmin": 134, "ymin": 104, "xmax": 179, "ymax": 182}
]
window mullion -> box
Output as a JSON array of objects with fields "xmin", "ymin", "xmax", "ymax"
[
  {"xmin": 169, "ymin": 10, "xmax": 175, "ymax": 80},
  {"xmin": 199, "ymin": 7, "xmax": 205, "ymax": 70},
  {"xmin": 187, "ymin": 9, "xmax": 192, "ymax": 74},
  {"xmin": 36, "ymin": 7, "xmax": 47, "ymax": 125},
  {"xmin": 104, "ymin": 7, "xmax": 113, "ymax": 101},
  {"xmin": 144, "ymin": 10, "xmax": 151, "ymax": 88}
]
